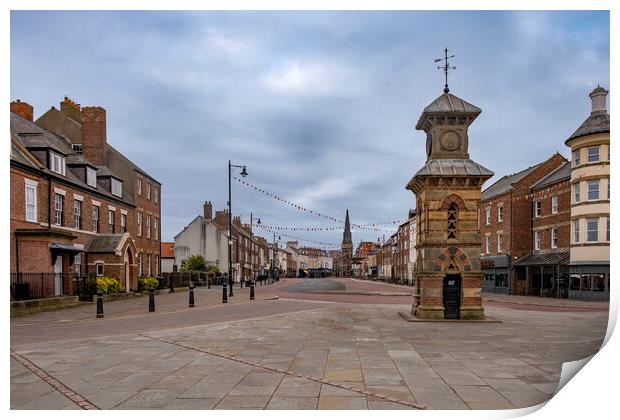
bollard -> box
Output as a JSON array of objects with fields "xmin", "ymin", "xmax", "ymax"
[
  {"xmin": 96, "ymin": 292, "xmax": 104, "ymax": 318},
  {"xmin": 222, "ymin": 283, "xmax": 228, "ymax": 303},
  {"xmin": 207, "ymin": 277, "xmax": 211, "ymax": 289},
  {"xmin": 149, "ymin": 288, "xmax": 155, "ymax": 312},
  {"xmin": 189, "ymin": 284, "xmax": 195, "ymax": 307},
  {"xmin": 250, "ymin": 282, "xmax": 255, "ymax": 300},
  {"xmin": 169, "ymin": 277, "xmax": 174, "ymax": 293},
  {"xmin": 229, "ymin": 280, "xmax": 234, "ymax": 297}
]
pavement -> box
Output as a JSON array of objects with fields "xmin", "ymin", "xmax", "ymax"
[{"xmin": 10, "ymin": 277, "xmax": 609, "ymax": 410}]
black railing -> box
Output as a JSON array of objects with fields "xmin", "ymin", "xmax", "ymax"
[
  {"xmin": 161, "ymin": 272, "xmax": 212, "ymax": 289},
  {"xmin": 10, "ymin": 273, "xmax": 97, "ymax": 302}
]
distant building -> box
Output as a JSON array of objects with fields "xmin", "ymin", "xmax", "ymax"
[{"xmin": 161, "ymin": 242, "xmax": 175, "ymax": 273}]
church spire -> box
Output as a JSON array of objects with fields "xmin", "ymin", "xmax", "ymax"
[{"xmin": 342, "ymin": 209, "xmax": 352, "ymax": 246}]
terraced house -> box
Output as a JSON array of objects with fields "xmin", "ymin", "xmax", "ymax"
[{"xmin": 10, "ymin": 98, "xmax": 162, "ymax": 298}]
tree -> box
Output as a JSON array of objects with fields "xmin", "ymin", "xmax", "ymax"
[{"xmin": 182, "ymin": 255, "xmax": 207, "ymax": 272}]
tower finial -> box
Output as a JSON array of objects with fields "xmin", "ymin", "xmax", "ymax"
[{"xmin": 434, "ymin": 47, "xmax": 456, "ymax": 94}]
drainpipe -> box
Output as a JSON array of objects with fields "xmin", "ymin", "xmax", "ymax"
[
  {"xmin": 15, "ymin": 234, "xmax": 20, "ymax": 279},
  {"xmin": 47, "ymin": 174, "xmax": 52, "ymax": 228}
]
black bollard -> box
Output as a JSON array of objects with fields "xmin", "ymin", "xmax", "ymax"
[
  {"xmin": 222, "ymin": 283, "xmax": 228, "ymax": 303},
  {"xmin": 169, "ymin": 277, "xmax": 174, "ymax": 293},
  {"xmin": 250, "ymin": 282, "xmax": 255, "ymax": 300},
  {"xmin": 229, "ymin": 280, "xmax": 234, "ymax": 297},
  {"xmin": 149, "ymin": 288, "xmax": 155, "ymax": 312},
  {"xmin": 207, "ymin": 277, "xmax": 211, "ymax": 289},
  {"xmin": 189, "ymin": 284, "xmax": 195, "ymax": 307},
  {"xmin": 96, "ymin": 292, "xmax": 104, "ymax": 318}
]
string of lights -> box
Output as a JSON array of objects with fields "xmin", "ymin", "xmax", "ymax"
[
  {"xmin": 253, "ymin": 224, "xmax": 340, "ymax": 249},
  {"xmin": 256, "ymin": 223, "xmax": 395, "ymax": 232},
  {"xmin": 234, "ymin": 176, "xmax": 406, "ymax": 228}
]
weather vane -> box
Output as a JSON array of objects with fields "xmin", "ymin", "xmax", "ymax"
[{"xmin": 435, "ymin": 47, "xmax": 456, "ymax": 94}]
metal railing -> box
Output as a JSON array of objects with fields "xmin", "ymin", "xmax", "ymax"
[
  {"xmin": 161, "ymin": 272, "xmax": 213, "ymax": 288},
  {"xmin": 10, "ymin": 272, "xmax": 97, "ymax": 302}
]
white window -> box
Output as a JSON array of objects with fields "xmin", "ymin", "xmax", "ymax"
[
  {"xmin": 49, "ymin": 151, "xmax": 66, "ymax": 175},
  {"xmin": 154, "ymin": 255, "xmax": 159, "ymax": 275},
  {"xmin": 137, "ymin": 212, "xmax": 142, "ymax": 237},
  {"xmin": 534, "ymin": 200, "xmax": 542, "ymax": 217},
  {"xmin": 86, "ymin": 167, "xmax": 97, "ymax": 188},
  {"xmin": 587, "ymin": 218, "xmax": 599, "ymax": 242},
  {"xmin": 551, "ymin": 228, "xmax": 558, "ymax": 249},
  {"xmin": 146, "ymin": 215, "xmax": 151, "ymax": 239},
  {"xmin": 573, "ymin": 220, "xmax": 580, "ymax": 244},
  {"xmin": 74, "ymin": 200, "xmax": 81, "ymax": 229},
  {"xmin": 137, "ymin": 252, "xmax": 142, "ymax": 276},
  {"xmin": 485, "ymin": 236, "xmax": 491, "ymax": 254},
  {"xmin": 551, "ymin": 196, "xmax": 558, "ymax": 214},
  {"xmin": 573, "ymin": 150, "xmax": 581, "ymax": 166},
  {"xmin": 574, "ymin": 183, "xmax": 581, "ymax": 203},
  {"xmin": 587, "ymin": 146, "xmax": 600, "ymax": 163},
  {"xmin": 485, "ymin": 208, "xmax": 491, "ymax": 225},
  {"xmin": 121, "ymin": 213, "xmax": 127, "ymax": 232},
  {"xmin": 137, "ymin": 178, "xmax": 142, "ymax": 195},
  {"xmin": 92, "ymin": 205, "xmax": 100, "ymax": 233},
  {"xmin": 146, "ymin": 183, "xmax": 151, "ymax": 200},
  {"xmin": 146, "ymin": 254, "xmax": 151, "ymax": 276},
  {"xmin": 96, "ymin": 263, "xmax": 104, "ymax": 277},
  {"xmin": 108, "ymin": 210, "xmax": 115, "ymax": 233},
  {"xmin": 497, "ymin": 234, "xmax": 503, "ymax": 253},
  {"xmin": 111, "ymin": 178, "xmax": 122, "ymax": 197},
  {"xmin": 54, "ymin": 194, "xmax": 63, "ymax": 225},
  {"xmin": 497, "ymin": 204, "xmax": 504, "ymax": 222},
  {"xmin": 587, "ymin": 180, "xmax": 600, "ymax": 201},
  {"xmin": 534, "ymin": 231, "xmax": 542, "ymax": 250},
  {"xmin": 154, "ymin": 187, "xmax": 158, "ymax": 203},
  {"xmin": 154, "ymin": 218, "xmax": 159, "ymax": 240},
  {"xmin": 25, "ymin": 180, "xmax": 37, "ymax": 223}
]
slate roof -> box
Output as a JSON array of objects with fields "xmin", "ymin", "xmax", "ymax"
[
  {"xmin": 481, "ymin": 163, "xmax": 542, "ymax": 201},
  {"xmin": 566, "ymin": 111, "xmax": 610, "ymax": 143},
  {"xmin": 414, "ymin": 159, "xmax": 494, "ymax": 177},
  {"xmin": 513, "ymin": 251, "xmax": 570, "ymax": 266},
  {"xmin": 85, "ymin": 233, "xmax": 128, "ymax": 253},
  {"xmin": 10, "ymin": 112, "xmax": 134, "ymax": 206},
  {"xmin": 531, "ymin": 161, "xmax": 571, "ymax": 190},
  {"xmin": 422, "ymin": 93, "xmax": 481, "ymax": 114}
]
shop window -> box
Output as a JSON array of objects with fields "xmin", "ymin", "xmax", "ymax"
[
  {"xmin": 592, "ymin": 274, "xmax": 605, "ymax": 292},
  {"xmin": 581, "ymin": 274, "xmax": 592, "ymax": 291},
  {"xmin": 569, "ymin": 274, "xmax": 581, "ymax": 291}
]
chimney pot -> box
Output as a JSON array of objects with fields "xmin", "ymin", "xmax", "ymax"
[
  {"xmin": 11, "ymin": 99, "xmax": 33, "ymax": 121},
  {"xmin": 203, "ymin": 201, "xmax": 213, "ymax": 220}
]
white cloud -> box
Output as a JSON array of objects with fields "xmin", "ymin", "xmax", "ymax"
[{"xmin": 262, "ymin": 59, "xmax": 362, "ymax": 97}]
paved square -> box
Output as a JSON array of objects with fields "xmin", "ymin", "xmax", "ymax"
[{"xmin": 11, "ymin": 279, "xmax": 608, "ymax": 410}]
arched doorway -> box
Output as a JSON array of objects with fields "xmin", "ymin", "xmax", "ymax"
[{"xmin": 443, "ymin": 255, "xmax": 463, "ymax": 319}]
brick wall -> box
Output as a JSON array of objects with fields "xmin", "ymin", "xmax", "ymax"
[{"xmin": 531, "ymin": 179, "xmax": 571, "ymax": 252}]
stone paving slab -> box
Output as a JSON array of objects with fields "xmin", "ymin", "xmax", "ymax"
[{"xmin": 11, "ymin": 287, "xmax": 607, "ymax": 410}]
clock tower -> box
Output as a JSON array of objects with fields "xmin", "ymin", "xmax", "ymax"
[{"xmin": 407, "ymin": 91, "xmax": 494, "ymax": 320}]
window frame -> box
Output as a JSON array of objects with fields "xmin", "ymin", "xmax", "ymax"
[
  {"xmin": 24, "ymin": 180, "xmax": 38, "ymax": 223},
  {"xmin": 54, "ymin": 193, "xmax": 63, "ymax": 226},
  {"xmin": 586, "ymin": 218, "xmax": 599, "ymax": 242},
  {"xmin": 534, "ymin": 200, "xmax": 542, "ymax": 218},
  {"xmin": 497, "ymin": 204, "xmax": 504, "ymax": 222},
  {"xmin": 551, "ymin": 196, "xmax": 558, "ymax": 214},
  {"xmin": 534, "ymin": 231, "xmax": 542, "ymax": 250},
  {"xmin": 121, "ymin": 213, "xmax": 127, "ymax": 233},
  {"xmin": 587, "ymin": 180, "xmax": 600, "ymax": 201},
  {"xmin": 86, "ymin": 167, "xmax": 97, "ymax": 188},
  {"xmin": 49, "ymin": 151, "xmax": 66, "ymax": 176},
  {"xmin": 111, "ymin": 178, "xmax": 123, "ymax": 197},
  {"xmin": 573, "ymin": 150, "xmax": 581, "ymax": 166},
  {"xmin": 485, "ymin": 235, "xmax": 491, "ymax": 254},
  {"xmin": 551, "ymin": 227, "xmax": 558, "ymax": 249},
  {"xmin": 92, "ymin": 205, "xmax": 100, "ymax": 233},
  {"xmin": 573, "ymin": 220, "xmax": 580, "ymax": 244},
  {"xmin": 137, "ymin": 212, "xmax": 143, "ymax": 237},
  {"xmin": 587, "ymin": 146, "xmax": 600, "ymax": 163},
  {"xmin": 574, "ymin": 183, "xmax": 581, "ymax": 203},
  {"xmin": 73, "ymin": 199, "xmax": 82, "ymax": 230},
  {"xmin": 108, "ymin": 209, "xmax": 115, "ymax": 233},
  {"xmin": 96, "ymin": 263, "xmax": 104, "ymax": 277},
  {"xmin": 497, "ymin": 233, "xmax": 503, "ymax": 253},
  {"xmin": 146, "ymin": 215, "xmax": 151, "ymax": 239},
  {"xmin": 485, "ymin": 208, "xmax": 490, "ymax": 225}
]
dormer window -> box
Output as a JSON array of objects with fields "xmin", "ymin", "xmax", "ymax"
[
  {"xmin": 86, "ymin": 167, "xmax": 97, "ymax": 188},
  {"xmin": 111, "ymin": 178, "xmax": 123, "ymax": 197},
  {"xmin": 49, "ymin": 151, "xmax": 66, "ymax": 175},
  {"xmin": 72, "ymin": 144, "xmax": 83, "ymax": 154}
]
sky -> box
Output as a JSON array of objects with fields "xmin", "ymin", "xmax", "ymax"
[{"xmin": 10, "ymin": 11, "xmax": 610, "ymax": 248}]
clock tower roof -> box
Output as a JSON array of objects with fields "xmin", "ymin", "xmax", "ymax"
[{"xmin": 415, "ymin": 93, "xmax": 481, "ymax": 131}]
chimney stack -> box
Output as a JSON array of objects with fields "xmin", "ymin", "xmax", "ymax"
[
  {"xmin": 203, "ymin": 201, "xmax": 213, "ymax": 220},
  {"xmin": 590, "ymin": 85, "xmax": 609, "ymax": 114},
  {"xmin": 60, "ymin": 96, "xmax": 81, "ymax": 121},
  {"xmin": 81, "ymin": 106, "xmax": 107, "ymax": 166},
  {"xmin": 11, "ymin": 100, "xmax": 33, "ymax": 121}
]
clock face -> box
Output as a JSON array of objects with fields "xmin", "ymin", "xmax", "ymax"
[
  {"xmin": 426, "ymin": 133, "xmax": 433, "ymax": 156},
  {"xmin": 440, "ymin": 130, "xmax": 460, "ymax": 152}
]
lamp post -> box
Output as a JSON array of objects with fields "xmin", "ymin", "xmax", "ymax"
[{"xmin": 228, "ymin": 160, "xmax": 248, "ymax": 298}]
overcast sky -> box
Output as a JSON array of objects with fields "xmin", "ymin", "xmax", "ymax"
[{"xmin": 10, "ymin": 11, "xmax": 609, "ymax": 247}]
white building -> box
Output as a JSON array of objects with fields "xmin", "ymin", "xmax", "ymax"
[{"xmin": 173, "ymin": 202, "xmax": 229, "ymax": 273}]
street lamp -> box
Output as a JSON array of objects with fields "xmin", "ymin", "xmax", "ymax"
[{"xmin": 228, "ymin": 160, "xmax": 248, "ymax": 297}]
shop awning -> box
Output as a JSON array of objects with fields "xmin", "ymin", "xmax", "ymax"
[{"xmin": 513, "ymin": 251, "xmax": 570, "ymax": 267}]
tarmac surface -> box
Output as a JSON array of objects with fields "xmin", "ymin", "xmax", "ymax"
[{"xmin": 10, "ymin": 277, "xmax": 609, "ymax": 410}]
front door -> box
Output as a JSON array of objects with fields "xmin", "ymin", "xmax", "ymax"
[
  {"xmin": 54, "ymin": 257, "xmax": 63, "ymax": 296},
  {"xmin": 443, "ymin": 274, "xmax": 461, "ymax": 319}
]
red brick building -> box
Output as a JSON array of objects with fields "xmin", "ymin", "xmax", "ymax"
[
  {"xmin": 479, "ymin": 153, "xmax": 567, "ymax": 294},
  {"xmin": 394, "ymin": 220, "xmax": 411, "ymax": 283},
  {"xmin": 10, "ymin": 103, "xmax": 142, "ymax": 295},
  {"xmin": 35, "ymin": 97, "xmax": 162, "ymax": 278}
]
